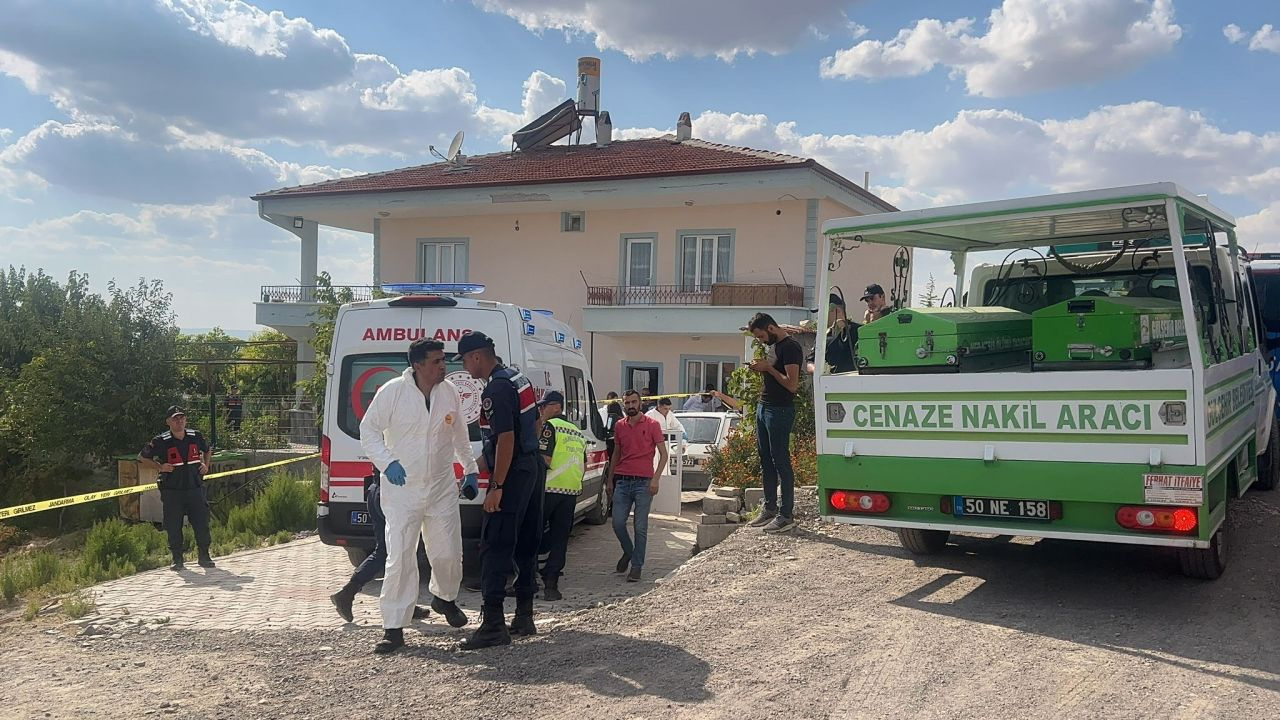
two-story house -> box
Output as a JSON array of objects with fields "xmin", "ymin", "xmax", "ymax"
[{"xmin": 252, "ymin": 122, "xmax": 898, "ymax": 398}]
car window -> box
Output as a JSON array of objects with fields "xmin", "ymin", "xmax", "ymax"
[
  {"xmin": 677, "ymin": 416, "xmax": 722, "ymax": 444},
  {"xmin": 338, "ymin": 352, "xmax": 480, "ymax": 442}
]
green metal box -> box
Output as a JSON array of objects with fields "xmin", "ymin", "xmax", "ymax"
[
  {"xmin": 1031, "ymin": 296, "xmax": 1185, "ymax": 370},
  {"xmin": 856, "ymin": 307, "xmax": 1032, "ymax": 374}
]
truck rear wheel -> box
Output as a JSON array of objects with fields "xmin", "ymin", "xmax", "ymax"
[
  {"xmin": 897, "ymin": 528, "xmax": 950, "ymax": 555},
  {"xmin": 1177, "ymin": 529, "xmax": 1227, "ymax": 580},
  {"xmin": 1256, "ymin": 417, "xmax": 1279, "ymax": 491}
]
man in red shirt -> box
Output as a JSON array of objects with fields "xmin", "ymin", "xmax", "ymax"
[{"xmin": 605, "ymin": 389, "xmax": 669, "ymax": 582}]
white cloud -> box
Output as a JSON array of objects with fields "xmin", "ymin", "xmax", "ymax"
[
  {"xmin": 520, "ymin": 71, "xmax": 569, "ymax": 125},
  {"xmin": 1223, "ymin": 23, "xmax": 1280, "ymax": 53},
  {"xmin": 650, "ymin": 100, "xmax": 1280, "ymax": 213},
  {"xmin": 0, "ymin": 1, "xmax": 527, "ymax": 156},
  {"xmin": 472, "ymin": 0, "xmax": 854, "ymax": 60},
  {"xmin": 0, "ymin": 198, "xmax": 372, "ymax": 328},
  {"xmin": 1238, "ymin": 203, "xmax": 1280, "ymax": 254},
  {"xmin": 821, "ymin": 0, "xmax": 1182, "ymax": 97}
]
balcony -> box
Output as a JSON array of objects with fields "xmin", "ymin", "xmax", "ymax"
[
  {"xmin": 586, "ymin": 283, "xmax": 805, "ymax": 307},
  {"xmin": 582, "ymin": 283, "xmax": 811, "ymax": 335},
  {"xmin": 256, "ymin": 285, "xmax": 377, "ymax": 330}
]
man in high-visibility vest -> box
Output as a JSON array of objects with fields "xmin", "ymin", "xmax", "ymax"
[{"xmin": 536, "ymin": 390, "xmax": 588, "ymax": 601}]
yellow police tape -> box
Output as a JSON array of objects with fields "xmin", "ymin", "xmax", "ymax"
[
  {"xmin": 0, "ymin": 453, "xmax": 321, "ymax": 521},
  {"xmin": 595, "ymin": 392, "xmax": 700, "ymax": 405}
]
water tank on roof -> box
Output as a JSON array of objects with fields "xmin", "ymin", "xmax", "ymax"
[{"xmin": 577, "ymin": 57, "xmax": 600, "ymax": 116}]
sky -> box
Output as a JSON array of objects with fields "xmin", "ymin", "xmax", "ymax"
[{"xmin": 1, "ymin": 0, "xmax": 1278, "ymax": 331}]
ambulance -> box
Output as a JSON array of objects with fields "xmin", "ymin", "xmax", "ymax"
[
  {"xmin": 815, "ymin": 184, "xmax": 1277, "ymax": 579},
  {"xmin": 316, "ymin": 284, "xmax": 611, "ymax": 573}
]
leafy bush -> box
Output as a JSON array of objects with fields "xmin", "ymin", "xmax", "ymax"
[
  {"xmin": 61, "ymin": 590, "xmax": 96, "ymax": 619},
  {"xmin": 250, "ymin": 472, "xmax": 314, "ymax": 534},
  {"xmin": 0, "ymin": 551, "xmax": 64, "ymax": 601},
  {"xmin": 82, "ymin": 518, "xmax": 146, "ymax": 574},
  {"xmin": 0, "ymin": 522, "xmax": 25, "ymax": 554}
]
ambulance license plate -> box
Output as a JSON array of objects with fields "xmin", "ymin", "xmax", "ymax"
[
  {"xmin": 953, "ymin": 496, "xmax": 1050, "ymax": 521},
  {"xmin": 350, "ymin": 510, "xmax": 371, "ymax": 526}
]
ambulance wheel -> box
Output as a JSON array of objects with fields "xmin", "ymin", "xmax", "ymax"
[
  {"xmin": 897, "ymin": 528, "xmax": 950, "ymax": 555},
  {"xmin": 1178, "ymin": 529, "xmax": 1227, "ymax": 580},
  {"xmin": 1255, "ymin": 417, "xmax": 1279, "ymax": 491},
  {"xmin": 345, "ymin": 547, "xmax": 370, "ymax": 567},
  {"xmin": 583, "ymin": 481, "xmax": 610, "ymax": 525}
]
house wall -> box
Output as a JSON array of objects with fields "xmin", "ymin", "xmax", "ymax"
[{"xmin": 376, "ymin": 195, "xmax": 893, "ymax": 397}]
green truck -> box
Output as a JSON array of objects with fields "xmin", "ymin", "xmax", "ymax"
[{"xmin": 816, "ymin": 183, "xmax": 1277, "ymax": 578}]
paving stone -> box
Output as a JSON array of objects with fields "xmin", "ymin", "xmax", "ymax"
[
  {"xmin": 714, "ymin": 486, "xmax": 742, "ymax": 498},
  {"xmin": 726, "ymin": 512, "xmax": 741, "ymax": 523},
  {"xmin": 696, "ymin": 522, "xmax": 738, "ymax": 549},
  {"xmin": 743, "ymin": 488, "xmax": 764, "ymax": 509},
  {"xmin": 701, "ymin": 495, "xmax": 739, "ymax": 515},
  {"xmin": 698, "ymin": 513, "xmax": 726, "ymax": 525}
]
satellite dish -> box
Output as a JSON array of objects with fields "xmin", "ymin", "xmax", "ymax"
[{"xmin": 446, "ymin": 131, "xmax": 465, "ymax": 162}]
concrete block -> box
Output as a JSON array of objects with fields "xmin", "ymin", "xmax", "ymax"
[
  {"xmin": 743, "ymin": 487, "xmax": 764, "ymax": 509},
  {"xmin": 701, "ymin": 495, "xmax": 739, "ymax": 515},
  {"xmin": 696, "ymin": 522, "xmax": 738, "ymax": 549},
  {"xmin": 726, "ymin": 512, "xmax": 741, "ymax": 523},
  {"xmin": 714, "ymin": 486, "xmax": 742, "ymax": 498},
  {"xmin": 698, "ymin": 513, "xmax": 727, "ymax": 525}
]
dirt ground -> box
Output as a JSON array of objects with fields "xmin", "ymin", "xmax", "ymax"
[{"xmin": 3, "ymin": 488, "xmax": 1278, "ymax": 720}]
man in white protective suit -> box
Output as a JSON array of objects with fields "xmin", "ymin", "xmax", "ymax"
[{"xmin": 360, "ymin": 337, "xmax": 479, "ymax": 654}]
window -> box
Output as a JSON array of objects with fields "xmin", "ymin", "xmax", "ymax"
[
  {"xmin": 562, "ymin": 366, "xmax": 589, "ymax": 430},
  {"xmin": 622, "ymin": 364, "xmax": 661, "ymax": 396},
  {"xmin": 419, "ymin": 240, "xmax": 467, "ymax": 283},
  {"xmin": 337, "ymin": 353, "xmax": 480, "ymax": 442},
  {"xmin": 625, "ymin": 237, "xmax": 654, "ymax": 287},
  {"xmin": 561, "ymin": 211, "xmax": 585, "ymax": 232},
  {"xmin": 679, "ymin": 234, "xmax": 732, "ymax": 290},
  {"xmin": 683, "ymin": 358, "xmax": 737, "ymax": 394}
]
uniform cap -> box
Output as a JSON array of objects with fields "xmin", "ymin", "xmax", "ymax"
[
  {"xmin": 539, "ymin": 390, "xmax": 565, "ymax": 407},
  {"xmin": 457, "ymin": 331, "xmax": 495, "ymax": 355},
  {"xmin": 861, "ymin": 283, "xmax": 885, "ymax": 301},
  {"xmin": 166, "ymin": 405, "xmax": 186, "ymax": 419}
]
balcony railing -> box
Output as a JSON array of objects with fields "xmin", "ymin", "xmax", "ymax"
[
  {"xmin": 586, "ymin": 283, "xmax": 806, "ymax": 307},
  {"xmin": 259, "ymin": 285, "xmax": 378, "ymax": 303}
]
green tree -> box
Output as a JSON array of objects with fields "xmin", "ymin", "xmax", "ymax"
[
  {"xmin": 175, "ymin": 327, "xmax": 240, "ymax": 396},
  {"xmin": 1, "ymin": 272, "xmax": 178, "ymax": 505},
  {"xmin": 299, "ymin": 272, "xmax": 358, "ymax": 424},
  {"xmin": 236, "ymin": 329, "xmax": 297, "ymax": 397},
  {"xmin": 917, "ymin": 274, "xmax": 940, "ymax": 307}
]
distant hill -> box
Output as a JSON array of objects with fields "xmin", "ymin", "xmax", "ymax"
[{"xmin": 180, "ymin": 328, "xmax": 258, "ymax": 339}]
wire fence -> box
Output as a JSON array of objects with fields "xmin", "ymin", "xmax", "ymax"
[{"xmin": 180, "ymin": 394, "xmax": 319, "ymax": 450}]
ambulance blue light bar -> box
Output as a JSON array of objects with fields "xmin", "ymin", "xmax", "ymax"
[{"xmin": 381, "ymin": 283, "xmax": 486, "ymax": 295}]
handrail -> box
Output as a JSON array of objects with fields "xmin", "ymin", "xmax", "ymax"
[
  {"xmin": 259, "ymin": 285, "xmax": 377, "ymax": 303},
  {"xmin": 585, "ymin": 283, "xmax": 805, "ymax": 307}
]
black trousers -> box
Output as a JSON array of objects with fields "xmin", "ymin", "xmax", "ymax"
[
  {"xmin": 161, "ymin": 486, "xmax": 211, "ymax": 559},
  {"xmin": 540, "ymin": 492, "xmax": 576, "ymax": 581},
  {"xmin": 479, "ymin": 455, "xmax": 543, "ymax": 609}
]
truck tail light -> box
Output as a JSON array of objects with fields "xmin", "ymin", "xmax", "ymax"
[
  {"xmin": 830, "ymin": 490, "xmax": 890, "ymax": 514},
  {"xmin": 1115, "ymin": 505, "xmax": 1197, "ymax": 533}
]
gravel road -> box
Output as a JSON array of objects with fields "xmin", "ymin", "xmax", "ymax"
[{"xmin": 3, "ymin": 488, "xmax": 1278, "ymax": 720}]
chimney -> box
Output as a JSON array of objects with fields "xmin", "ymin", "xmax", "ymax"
[
  {"xmin": 596, "ymin": 111, "xmax": 612, "ymax": 147},
  {"xmin": 676, "ymin": 112, "xmax": 692, "ymax": 141}
]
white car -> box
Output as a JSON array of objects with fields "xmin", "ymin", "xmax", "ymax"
[{"xmin": 673, "ymin": 411, "xmax": 743, "ymax": 490}]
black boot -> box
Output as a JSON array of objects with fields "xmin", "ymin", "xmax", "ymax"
[
  {"xmin": 169, "ymin": 554, "xmax": 184, "ymax": 572},
  {"xmin": 542, "ymin": 576, "xmax": 562, "ymax": 602},
  {"xmin": 460, "ymin": 606, "xmax": 511, "ymax": 650},
  {"xmin": 330, "ymin": 580, "xmax": 359, "ymax": 623},
  {"xmin": 197, "ymin": 549, "xmax": 216, "ymax": 569},
  {"xmin": 373, "ymin": 628, "xmax": 404, "ymax": 654},
  {"xmin": 430, "ymin": 597, "xmax": 469, "ymax": 628},
  {"xmin": 509, "ymin": 596, "xmax": 536, "ymax": 637}
]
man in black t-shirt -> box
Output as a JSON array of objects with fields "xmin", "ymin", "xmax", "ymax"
[
  {"xmin": 746, "ymin": 313, "xmax": 803, "ymax": 533},
  {"xmin": 138, "ymin": 406, "xmax": 214, "ymax": 571}
]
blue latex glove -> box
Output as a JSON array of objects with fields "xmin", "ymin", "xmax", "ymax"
[
  {"xmin": 384, "ymin": 460, "xmax": 407, "ymax": 486},
  {"xmin": 460, "ymin": 473, "xmax": 479, "ymax": 500}
]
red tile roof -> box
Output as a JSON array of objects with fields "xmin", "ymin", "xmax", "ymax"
[{"xmin": 252, "ymin": 136, "xmax": 896, "ymax": 211}]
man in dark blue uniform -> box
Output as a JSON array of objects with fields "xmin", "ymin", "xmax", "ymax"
[
  {"xmin": 458, "ymin": 332, "xmax": 543, "ymax": 649},
  {"xmin": 137, "ymin": 406, "xmax": 214, "ymax": 571}
]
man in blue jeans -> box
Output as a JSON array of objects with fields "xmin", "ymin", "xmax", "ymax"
[
  {"xmin": 747, "ymin": 312, "xmax": 803, "ymax": 533},
  {"xmin": 606, "ymin": 389, "xmax": 669, "ymax": 582},
  {"xmin": 328, "ymin": 475, "xmax": 430, "ymax": 623}
]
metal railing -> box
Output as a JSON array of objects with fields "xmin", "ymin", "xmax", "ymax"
[
  {"xmin": 259, "ymin": 285, "xmax": 378, "ymax": 303},
  {"xmin": 586, "ymin": 283, "xmax": 806, "ymax": 307}
]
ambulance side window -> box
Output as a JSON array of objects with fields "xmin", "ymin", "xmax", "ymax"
[
  {"xmin": 586, "ymin": 380, "xmax": 606, "ymax": 440},
  {"xmin": 563, "ymin": 366, "xmax": 588, "ymax": 430}
]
